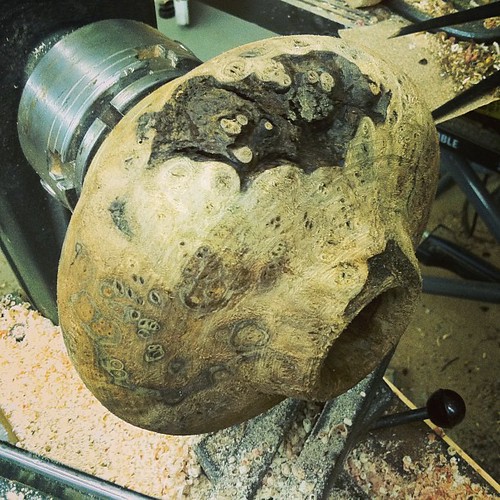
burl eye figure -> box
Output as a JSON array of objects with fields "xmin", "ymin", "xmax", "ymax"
[{"xmin": 58, "ymin": 36, "xmax": 439, "ymax": 435}]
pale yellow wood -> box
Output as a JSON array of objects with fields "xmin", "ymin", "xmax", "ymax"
[{"xmin": 58, "ymin": 35, "xmax": 439, "ymax": 434}]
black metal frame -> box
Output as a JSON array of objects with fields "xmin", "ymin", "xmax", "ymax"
[{"xmin": 419, "ymin": 147, "xmax": 500, "ymax": 303}]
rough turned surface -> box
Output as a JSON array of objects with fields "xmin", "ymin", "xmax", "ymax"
[{"xmin": 57, "ymin": 35, "xmax": 439, "ymax": 435}]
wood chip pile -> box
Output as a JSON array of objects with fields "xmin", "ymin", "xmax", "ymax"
[
  {"xmin": 0, "ymin": 296, "xmax": 496, "ymax": 498},
  {"xmin": 0, "ymin": 296, "xmax": 207, "ymax": 498}
]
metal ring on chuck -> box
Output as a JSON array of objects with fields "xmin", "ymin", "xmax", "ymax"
[{"xmin": 17, "ymin": 19, "xmax": 201, "ymax": 210}]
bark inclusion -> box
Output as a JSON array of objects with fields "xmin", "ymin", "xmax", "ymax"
[{"xmin": 146, "ymin": 51, "xmax": 391, "ymax": 187}]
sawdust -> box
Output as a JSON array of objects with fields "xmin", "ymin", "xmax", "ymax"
[
  {"xmin": 346, "ymin": 436, "xmax": 496, "ymax": 498},
  {"xmin": 405, "ymin": 0, "xmax": 456, "ymax": 17},
  {"xmin": 404, "ymin": 0, "xmax": 500, "ymax": 29},
  {"xmin": 428, "ymin": 34, "xmax": 500, "ymax": 93},
  {"xmin": 0, "ymin": 296, "xmax": 207, "ymax": 499},
  {"xmin": 2, "ymin": 297, "xmax": 497, "ymax": 498},
  {"xmin": 395, "ymin": 0, "xmax": 500, "ymax": 92}
]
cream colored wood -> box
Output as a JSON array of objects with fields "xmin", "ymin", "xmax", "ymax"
[{"xmin": 57, "ymin": 35, "xmax": 439, "ymax": 434}]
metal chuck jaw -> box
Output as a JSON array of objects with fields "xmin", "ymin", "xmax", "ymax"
[{"xmin": 17, "ymin": 19, "xmax": 200, "ymax": 210}]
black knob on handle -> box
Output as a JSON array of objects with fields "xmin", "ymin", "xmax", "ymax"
[
  {"xmin": 372, "ymin": 388, "xmax": 466, "ymax": 430},
  {"xmin": 426, "ymin": 389, "xmax": 466, "ymax": 428}
]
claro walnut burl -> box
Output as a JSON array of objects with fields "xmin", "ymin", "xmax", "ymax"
[{"xmin": 57, "ymin": 36, "xmax": 439, "ymax": 435}]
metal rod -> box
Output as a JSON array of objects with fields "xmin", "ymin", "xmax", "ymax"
[
  {"xmin": 417, "ymin": 234, "xmax": 500, "ymax": 282},
  {"xmin": 0, "ymin": 441, "xmax": 153, "ymax": 499},
  {"xmin": 370, "ymin": 407, "xmax": 428, "ymax": 430},
  {"xmin": 432, "ymin": 71, "xmax": 500, "ymax": 122},
  {"xmin": 435, "ymin": 172, "xmax": 455, "ymax": 198},
  {"xmin": 422, "ymin": 276, "xmax": 500, "ymax": 303},
  {"xmin": 441, "ymin": 148, "xmax": 500, "ymax": 242}
]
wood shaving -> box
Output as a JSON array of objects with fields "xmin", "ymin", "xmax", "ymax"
[
  {"xmin": 429, "ymin": 32, "xmax": 500, "ymax": 93},
  {"xmin": 391, "ymin": 0, "xmax": 500, "ymax": 93},
  {"xmin": 405, "ymin": 0, "xmax": 456, "ymax": 17},
  {"xmin": 346, "ymin": 439, "xmax": 496, "ymax": 498},
  {"xmin": 405, "ymin": 0, "xmax": 500, "ymax": 30}
]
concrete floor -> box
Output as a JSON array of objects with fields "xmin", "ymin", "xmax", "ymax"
[{"xmin": 0, "ymin": 0, "xmax": 498, "ymax": 485}]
